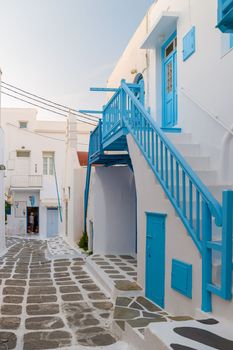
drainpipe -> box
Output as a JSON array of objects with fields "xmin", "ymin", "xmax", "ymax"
[
  {"xmin": 221, "ymin": 125, "xmax": 233, "ymax": 184},
  {"xmin": 53, "ymin": 159, "xmax": 62, "ymax": 223}
]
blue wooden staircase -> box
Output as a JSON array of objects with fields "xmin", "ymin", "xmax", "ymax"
[{"xmin": 84, "ymin": 80, "xmax": 233, "ymax": 312}]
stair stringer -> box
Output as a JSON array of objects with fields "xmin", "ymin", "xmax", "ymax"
[{"xmin": 127, "ymin": 133, "xmax": 203, "ymax": 317}]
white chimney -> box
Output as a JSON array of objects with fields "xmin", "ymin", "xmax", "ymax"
[{"xmin": 66, "ymin": 112, "xmax": 77, "ymax": 149}]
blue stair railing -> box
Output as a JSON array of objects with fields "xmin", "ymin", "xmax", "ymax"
[{"xmin": 84, "ymin": 80, "xmax": 233, "ymax": 311}]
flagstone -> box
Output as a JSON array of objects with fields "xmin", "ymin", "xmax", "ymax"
[
  {"xmin": 26, "ymin": 304, "xmax": 59, "ymax": 316},
  {"xmin": 25, "ymin": 316, "xmax": 64, "ymax": 330}
]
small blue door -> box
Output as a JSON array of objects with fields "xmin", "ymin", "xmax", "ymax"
[
  {"xmin": 162, "ymin": 33, "xmax": 177, "ymax": 128},
  {"xmin": 146, "ymin": 213, "xmax": 166, "ymax": 308},
  {"xmin": 47, "ymin": 208, "xmax": 58, "ymax": 237}
]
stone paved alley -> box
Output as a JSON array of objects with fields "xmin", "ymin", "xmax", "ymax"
[
  {"xmin": 1, "ymin": 237, "xmax": 232, "ymax": 350},
  {"xmin": 0, "ymin": 237, "xmax": 118, "ymax": 350}
]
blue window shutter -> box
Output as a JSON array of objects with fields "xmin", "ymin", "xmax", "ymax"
[
  {"xmin": 171, "ymin": 259, "xmax": 192, "ymax": 298},
  {"xmin": 217, "ymin": 0, "xmax": 233, "ymax": 33},
  {"xmin": 183, "ymin": 27, "xmax": 196, "ymax": 61},
  {"xmin": 230, "ymin": 33, "xmax": 233, "ymax": 48}
]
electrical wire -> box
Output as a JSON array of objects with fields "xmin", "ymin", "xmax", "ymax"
[
  {"xmin": 1, "ymin": 91, "xmax": 97, "ymax": 126},
  {"xmin": 1, "ymin": 81, "xmax": 100, "ymax": 120},
  {"xmin": 1, "ymin": 85, "xmax": 98, "ymax": 123},
  {"xmin": 7, "ymin": 122, "xmax": 89, "ymax": 145}
]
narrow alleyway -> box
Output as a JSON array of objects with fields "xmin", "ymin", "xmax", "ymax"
[{"xmin": 0, "ymin": 237, "xmax": 118, "ymax": 350}]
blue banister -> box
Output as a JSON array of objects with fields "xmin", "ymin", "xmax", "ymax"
[
  {"xmin": 84, "ymin": 80, "xmax": 233, "ymax": 312},
  {"xmin": 221, "ymin": 190, "xmax": 233, "ymax": 300},
  {"xmin": 121, "ymin": 81, "xmax": 222, "ymax": 227}
]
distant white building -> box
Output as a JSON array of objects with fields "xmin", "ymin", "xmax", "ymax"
[
  {"xmin": 2, "ymin": 108, "xmax": 92, "ymax": 241},
  {"xmin": 0, "ymin": 70, "xmax": 6, "ymax": 254},
  {"xmin": 2, "ymin": 108, "xmax": 66, "ymax": 238}
]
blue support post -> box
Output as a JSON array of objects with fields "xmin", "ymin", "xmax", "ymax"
[
  {"xmin": 201, "ymin": 200, "xmax": 212, "ymax": 312},
  {"xmin": 79, "ymin": 109, "xmax": 102, "ymax": 114},
  {"xmin": 90, "ymin": 87, "xmax": 118, "ymax": 92},
  {"xmin": 120, "ymin": 89, "xmax": 126, "ymax": 128},
  {"xmin": 221, "ymin": 190, "xmax": 233, "ymax": 300},
  {"xmin": 170, "ymin": 154, "xmax": 174, "ymax": 196}
]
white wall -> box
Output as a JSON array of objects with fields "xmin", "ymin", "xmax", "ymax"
[
  {"xmin": 63, "ymin": 147, "xmax": 86, "ymax": 245},
  {"xmin": 107, "ymin": 0, "xmax": 233, "ymax": 185},
  {"xmin": 91, "ymin": 166, "xmax": 136, "ymax": 255},
  {"xmin": 127, "ymin": 134, "xmax": 233, "ymax": 322},
  {"xmin": 0, "ymin": 128, "xmax": 6, "ymax": 254},
  {"xmin": 2, "ymin": 108, "xmax": 66, "ymax": 237}
]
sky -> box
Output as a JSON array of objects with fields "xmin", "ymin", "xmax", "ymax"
[{"xmin": 0, "ymin": 0, "xmax": 153, "ymax": 120}]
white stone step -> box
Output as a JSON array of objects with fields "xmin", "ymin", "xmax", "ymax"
[
  {"xmin": 207, "ymin": 185, "xmax": 233, "ymax": 202},
  {"xmin": 195, "ymin": 169, "xmax": 218, "ymax": 185},
  {"xmin": 145, "ymin": 319, "xmax": 233, "ymax": 350},
  {"xmin": 167, "ymin": 133, "xmax": 192, "ymax": 144},
  {"xmin": 175, "ymin": 143, "xmax": 201, "ymax": 156},
  {"xmin": 114, "ymin": 321, "xmax": 145, "ymax": 350},
  {"xmin": 184, "ymin": 155, "xmax": 210, "ymax": 170},
  {"xmin": 156, "ymin": 155, "xmax": 211, "ymax": 172}
]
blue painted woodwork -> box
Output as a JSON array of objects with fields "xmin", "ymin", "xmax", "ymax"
[
  {"xmin": 90, "ymin": 87, "xmax": 118, "ymax": 92},
  {"xmin": 146, "ymin": 213, "xmax": 166, "ymax": 308},
  {"xmin": 217, "ymin": 0, "xmax": 233, "ymax": 32},
  {"xmin": 182, "ymin": 27, "xmax": 196, "ymax": 61},
  {"xmin": 84, "ymin": 79, "xmax": 233, "ymax": 311},
  {"xmin": 220, "ymin": 191, "xmax": 233, "ymax": 300},
  {"xmin": 230, "ymin": 33, "xmax": 233, "ymax": 47},
  {"xmin": 79, "ymin": 109, "xmax": 102, "ymax": 114},
  {"xmin": 162, "ymin": 32, "xmax": 177, "ymax": 129},
  {"xmin": 171, "ymin": 259, "xmax": 192, "ymax": 298},
  {"xmin": 47, "ymin": 208, "xmax": 58, "ymax": 238},
  {"xmin": 161, "ymin": 127, "xmax": 181, "ymax": 133}
]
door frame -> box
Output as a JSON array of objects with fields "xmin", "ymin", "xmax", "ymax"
[
  {"xmin": 47, "ymin": 207, "xmax": 58, "ymax": 238},
  {"xmin": 145, "ymin": 212, "xmax": 166, "ymax": 308},
  {"xmin": 161, "ymin": 31, "xmax": 177, "ymax": 128}
]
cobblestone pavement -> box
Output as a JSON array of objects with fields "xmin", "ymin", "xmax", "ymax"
[
  {"xmin": 46, "ymin": 237, "xmax": 82, "ymax": 259},
  {"xmin": 89, "ymin": 255, "xmax": 138, "ymax": 283},
  {"xmin": 0, "ymin": 238, "xmax": 117, "ymax": 350},
  {"xmin": 113, "ymin": 296, "xmax": 192, "ymax": 335}
]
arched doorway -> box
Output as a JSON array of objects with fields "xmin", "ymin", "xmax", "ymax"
[{"xmin": 133, "ymin": 73, "xmax": 145, "ymax": 105}]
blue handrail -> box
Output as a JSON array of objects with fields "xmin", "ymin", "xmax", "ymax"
[
  {"xmin": 121, "ymin": 81, "xmax": 222, "ymax": 227},
  {"xmin": 84, "ymin": 80, "xmax": 233, "ymax": 311}
]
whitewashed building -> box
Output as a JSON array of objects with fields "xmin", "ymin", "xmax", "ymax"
[
  {"xmin": 0, "ymin": 71, "xmax": 6, "ymax": 255},
  {"xmin": 2, "ymin": 108, "xmax": 66, "ymax": 238},
  {"xmin": 84, "ymin": 0, "xmax": 233, "ymax": 329},
  {"xmin": 3, "ymin": 108, "xmax": 92, "ymax": 241}
]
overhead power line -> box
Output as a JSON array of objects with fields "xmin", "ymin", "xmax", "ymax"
[
  {"xmin": 1, "ymin": 85, "xmax": 97, "ymax": 124},
  {"xmin": 1, "ymin": 91, "xmax": 97, "ymax": 126},
  {"xmin": 1, "ymin": 81, "xmax": 100, "ymax": 121}
]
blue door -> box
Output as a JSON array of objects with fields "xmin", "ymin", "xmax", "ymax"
[
  {"xmin": 47, "ymin": 208, "xmax": 58, "ymax": 237},
  {"xmin": 162, "ymin": 33, "xmax": 177, "ymax": 128},
  {"xmin": 146, "ymin": 213, "xmax": 166, "ymax": 308}
]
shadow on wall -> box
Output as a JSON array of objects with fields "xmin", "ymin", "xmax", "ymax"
[{"xmin": 93, "ymin": 166, "xmax": 137, "ymax": 256}]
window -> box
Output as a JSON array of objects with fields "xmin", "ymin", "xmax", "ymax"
[
  {"xmin": 16, "ymin": 150, "xmax": 30, "ymax": 157},
  {"xmin": 165, "ymin": 38, "xmax": 177, "ymax": 58},
  {"xmin": 19, "ymin": 121, "xmax": 28, "ymax": 129},
  {"xmin": 43, "ymin": 152, "xmax": 54, "ymax": 175}
]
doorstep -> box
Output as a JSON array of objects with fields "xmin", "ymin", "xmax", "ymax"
[{"xmin": 86, "ymin": 254, "xmax": 143, "ymax": 298}]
